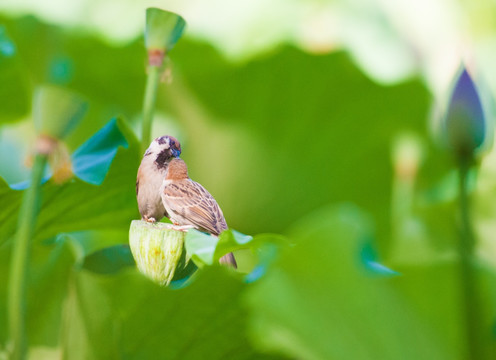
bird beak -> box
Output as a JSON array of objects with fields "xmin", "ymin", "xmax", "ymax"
[{"xmin": 171, "ymin": 148, "xmax": 181, "ymax": 158}]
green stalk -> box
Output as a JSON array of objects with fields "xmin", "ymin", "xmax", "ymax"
[
  {"xmin": 141, "ymin": 64, "xmax": 161, "ymax": 153},
  {"xmin": 457, "ymin": 159, "xmax": 483, "ymax": 360},
  {"xmin": 8, "ymin": 153, "xmax": 47, "ymax": 360}
]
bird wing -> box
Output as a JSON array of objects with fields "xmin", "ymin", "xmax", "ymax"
[{"xmin": 162, "ymin": 179, "xmax": 227, "ymax": 235}]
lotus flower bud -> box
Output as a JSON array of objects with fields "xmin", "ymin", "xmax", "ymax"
[
  {"xmin": 129, "ymin": 220, "xmax": 193, "ymax": 286},
  {"xmin": 444, "ymin": 68, "xmax": 487, "ymax": 161}
]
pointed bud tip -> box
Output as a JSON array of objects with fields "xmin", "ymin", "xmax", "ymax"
[{"xmin": 444, "ymin": 66, "xmax": 487, "ymax": 159}]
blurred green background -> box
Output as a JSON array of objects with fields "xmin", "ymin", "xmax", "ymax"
[{"xmin": 1, "ymin": 0, "xmax": 496, "ymax": 359}]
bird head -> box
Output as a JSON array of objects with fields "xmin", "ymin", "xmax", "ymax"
[{"xmin": 144, "ymin": 135, "xmax": 182, "ymax": 169}]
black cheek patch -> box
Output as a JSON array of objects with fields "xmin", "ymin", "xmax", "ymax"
[{"xmin": 155, "ymin": 149, "xmax": 172, "ymax": 169}]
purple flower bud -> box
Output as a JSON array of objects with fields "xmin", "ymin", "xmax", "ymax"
[{"xmin": 444, "ymin": 68, "xmax": 486, "ymax": 159}]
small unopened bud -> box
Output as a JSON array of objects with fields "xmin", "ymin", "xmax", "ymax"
[
  {"xmin": 392, "ymin": 134, "xmax": 423, "ymax": 181},
  {"xmin": 444, "ymin": 68, "xmax": 486, "ymax": 161},
  {"xmin": 129, "ymin": 220, "xmax": 191, "ymax": 286}
]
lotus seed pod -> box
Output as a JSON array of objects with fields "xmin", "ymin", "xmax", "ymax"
[
  {"xmin": 129, "ymin": 220, "xmax": 192, "ymax": 286},
  {"xmin": 145, "ymin": 8, "xmax": 186, "ymax": 55},
  {"xmin": 33, "ymin": 85, "xmax": 87, "ymax": 140}
]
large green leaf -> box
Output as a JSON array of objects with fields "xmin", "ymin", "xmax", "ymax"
[
  {"xmin": 61, "ymin": 267, "xmax": 283, "ymax": 359},
  {"xmin": 245, "ymin": 204, "xmax": 456, "ymax": 359},
  {"xmin": 161, "ymin": 42, "xmax": 432, "ymax": 255}
]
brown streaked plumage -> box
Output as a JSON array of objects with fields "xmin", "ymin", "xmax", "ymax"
[
  {"xmin": 136, "ymin": 135, "xmax": 181, "ymax": 222},
  {"xmin": 161, "ymin": 158, "xmax": 237, "ymax": 268}
]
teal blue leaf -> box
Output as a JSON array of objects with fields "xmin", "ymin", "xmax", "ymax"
[
  {"xmin": 245, "ymin": 242, "xmax": 280, "ymax": 283},
  {"xmin": 360, "ymin": 242, "xmax": 399, "ymax": 276},
  {"xmin": 0, "ymin": 27, "xmax": 15, "ymax": 57},
  {"xmin": 49, "ymin": 55, "xmax": 74, "ymax": 85},
  {"xmin": 72, "ymin": 117, "xmax": 129, "ymax": 185}
]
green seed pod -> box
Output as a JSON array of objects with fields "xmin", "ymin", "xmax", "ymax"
[
  {"xmin": 129, "ymin": 220, "xmax": 193, "ymax": 286},
  {"xmin": 145, "ymin": 8, "xmax": 186, "ymax": 53},
  {"xmin": 33, "ymin": 85, "xmax": 87, "ymax": 140}
]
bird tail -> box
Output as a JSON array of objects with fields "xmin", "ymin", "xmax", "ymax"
[{"xmin": 219, "ymin": 252, "xmax": 237, "ymax": 269}]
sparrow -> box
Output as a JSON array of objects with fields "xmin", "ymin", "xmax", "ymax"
[
  {"xmin": 136, "ymin": 135, "xmax": 181, "ymax": 222},
  {"xmin": 161, "ymin": 157, "xmax": 237, "ymax": 268}
]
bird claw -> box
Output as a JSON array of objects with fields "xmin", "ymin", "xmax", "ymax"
[{"xmin": 143, "ymin": 216, "xmax": 157, "ymax": 223}]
